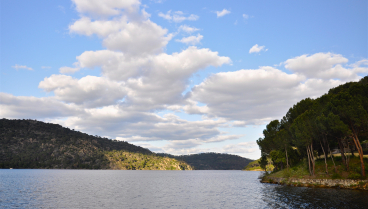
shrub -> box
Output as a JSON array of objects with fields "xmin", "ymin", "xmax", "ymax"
[
  {"xmin": 331, "ymin": 173, "xmax": 342, "ymax": 179},
  {"xmin": 348, "ymin": 173, "xmax": 362, "ymax": 180}
]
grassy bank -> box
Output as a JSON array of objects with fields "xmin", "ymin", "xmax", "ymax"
[{"xmin": 265, "ymin": 155, "xmax": 368, "ymax": 180}]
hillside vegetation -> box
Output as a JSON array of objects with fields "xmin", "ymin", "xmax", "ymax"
[
  {"xmin": 257, "ymin": 76, "xmax": 368, "ymax": 179},
  {"xmin": 0, "ymin": 119, "xmax": 192, "ymax": 170},
  {"xmin": 157, "ymin": 152, "xmax": 253, "ymax": 170},
  {"xmin": 268, "ymin": 155, "xmax": 368, "ymax": 180},
  {"xmin": 243, "ymin": 158, "xmax": 274, "ymax": 171}
]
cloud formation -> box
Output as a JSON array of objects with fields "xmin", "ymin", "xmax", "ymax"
[
  {"xmin": 249, "ymin": 44, "xmax": 267, "ymax": 54},
  {"xmin": 178, "ymin": 25, "xmax": 199, "ymax": 33},
  {"xmin": 176, "ymin": 34, "xmax": 203, "ymax": 45},
  {"xmin": 12, "ymin": 64, "xmax": 33, "ymax": 71},
  {"xmin": 2, "ymin": 0, "xmax": 367, "ymax": 158},
  {"xmin": 158, "ymin": 10, "xmax": 199, "ymax": 23},
  {"xmin": 284, "ymin": 53, "xmax": 367, "ymax": 81},
  {"xmin": 216, "ymin": 9, "xmax": 231, "ymax": 17}
]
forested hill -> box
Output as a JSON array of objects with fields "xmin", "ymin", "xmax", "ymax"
[
  {"xmin": 0, "ymin": 119, "xmax": 192, "ymax": 170},
  {"xmin": 157, "ymin": 153, "xmax": 253, "ymax": 170}
]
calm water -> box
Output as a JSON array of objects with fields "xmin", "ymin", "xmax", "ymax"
[{"xmin": 1, "ymin": 170, "xmax": 367, "ymax": 208}]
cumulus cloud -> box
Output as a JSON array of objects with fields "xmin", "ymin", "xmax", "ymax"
[
  {"xmin": 178, "ymin": 25, "xmax": 199, "ymax": 33},
  {"xmin": 70, "ymin": 16, "xmax": 172, "ymax": 56},
  {"xmin": 12, "ymin": 64, "xmax": 33, "ymax": 71},
  {"xmin": 158, "ymin": 10, "xmax": 199, "ymax": 23},
  {"xmin": 101, "ymin": 20, "xmax": 172, "ymax": 55},
  {"xmin": 58, "ymin": 47, "xmax": 230, "ymax": 111},
  {"xmin": 53, "ymin": 110, "xmax": 235, "ymax": 145},
  {"xmin": 249, "ymin": 44, "xmax": 267, "ymax": 54},
  {"xmin": 69, "ymin": 3, "xmax": 172, "ymax": 57},
  {"xmin": 243, "ymin": 14, "xmax": 249, "ymax": 19},
  {"xmin": 221, "ymin": 142, "xmax": 258, "ymax": 154},
  {"xmin": 39, "ymin": 75, "xmax": 127, "ymax": 108},
  {"xmin": 176, "ymin": 34, "xmax": 203, "ymax": 45},
  {"xmin": 284, "ymin": 53, "xmax": 367, "ymax": 81},
  {"xmin": 59, "ymin": 66, "xmax": 80, "ymax": 74},
  {"xmin": 71, "ymin": 0, "xmax": 140, "ymax": 17},
  {"xmin": 0, "ymin": 93, "xmax": 81, "ymax": 119},
  {"xmin": 189, "ymin": 66, "xmax": 344, "ymax": 123},
  {"xmin": 216, "ymin": 9, "xmax": 231, "ymax": 17}
]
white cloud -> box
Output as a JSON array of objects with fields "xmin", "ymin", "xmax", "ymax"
[
  {"xmin": 284, "ymin": 53, "xmax": 367, "ymax": 81},
  {"xmin": 54, "ymin": 110, "xmax": 235, "ymax": 144},
  {"xmin": 189, "ymin": 66, "xmax": 344, "ymax": 123},
  {"xmin": 12, "ymin": 64, "xmax": 33, "ymax": 71},
  {"xmin": 68, "ymin": 46, "xmax": 230, "ymax": 111},
  {"xmin": 249, "ymin": 44, "xmax": 267, "ymax": 54},
  {"xmin": 41, "ymin": 66, "xmax": 51, "ymax": 69},
  {"xmin": 70, "ymin": 16, "xmax": 172, "ymax": 56},
  {"xmin": 0, "ymin": 93, "xmax": 81, "ymax": 119},
  {"xmin": 69, "ymin": 16, "xmax": 126, "ymax": 37},
  {"xmin": 216, "ymin": 9, "xmax": 231, "ymax": 17},
  {"xmin": 221, "ymin": 141, "xmax": 258, "ymax": 154},
  {"xmin": 176, "ymin": 34, "xmax": 203, "ymax": 45},
  {"xmin": 178, "ymin": 25, "xmax": 199, "ymax": 33},
  {"xmin": 158, "ymin": 10, "xmax": 199, "ymax": 23},
  {"xmin": 242, "ymin": 14, "xmax": 249, "ymax": 19},
  {"xmin": 39, "ymin": 75, "xmax": 127, "ymax": 108},
  {"xmin": 102, "ymin": 20, "xmax": 172, "ymax": 55},
  {"xmin": 59, "ymin": 66, "xmax": 80, "ymax": 74},
  {"xmin": 71, "ymin": 0, "xmax": 140, "ymax": 17}
]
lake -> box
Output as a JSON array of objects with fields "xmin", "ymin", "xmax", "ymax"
[{"xmin": 1, "ymin": 170, "xmax": 367, "ymax": 208}]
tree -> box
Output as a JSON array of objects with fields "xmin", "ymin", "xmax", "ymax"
[
  {"xmin": 259, "ymin": 154, "xmax": 268, "ymax": 172},
  {"xmin": 290, "ymin": 110, "xmax": 316, "ymax": 176},
  {"xmin": 330, "ymin": 90, "xmax": 368, "ymax": 177}
]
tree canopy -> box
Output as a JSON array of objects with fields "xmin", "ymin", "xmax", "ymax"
[{"xmin": 257, "ymin": 76, "xmax": 368, "ymax": 177}]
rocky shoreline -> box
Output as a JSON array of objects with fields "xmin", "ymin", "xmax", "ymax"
[{"xmin": 261, "ymin": 176, "xmax": 368, "ymax": 190}]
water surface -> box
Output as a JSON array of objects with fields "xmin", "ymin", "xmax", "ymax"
[{"xmin": 1, "ymin": 170, "xmax": 367, "ymax": 208}]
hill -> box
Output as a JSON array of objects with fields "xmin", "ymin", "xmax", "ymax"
[
  {"xmin": 157, "ymin": 152, "xmax": 253, "ymax": 170},
  {"xmin": 243, "ymin": 158, "xmax": 274, "ymax": 171},
  {"xmin": 0, "ymin": 119, "xmax": 192, "ymax": 170}
]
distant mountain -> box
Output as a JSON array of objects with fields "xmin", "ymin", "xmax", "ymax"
[
  {"xmin": 0, "ymin": 119, "xmax": 192, "ymax": 170},
  {"xmin": 157, "ymin": 152, "xmax": 253, "ymax": 170}
]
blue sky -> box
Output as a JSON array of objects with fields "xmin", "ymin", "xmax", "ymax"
[{"xmin": 1, "ymin": 0, "xmax": 367, "ymax": 159}]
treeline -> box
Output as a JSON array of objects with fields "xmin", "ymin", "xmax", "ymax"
[
  {"xmin": 257, "ymin": 76, "xmax": 368, "ymax": 177},
  {"xmin": 0, "ymin": 119, "xmax": 191, "ymax": 170},
  {"xmin": 157, "ymin": 152, "xmax": 253, "ymax": 170}
]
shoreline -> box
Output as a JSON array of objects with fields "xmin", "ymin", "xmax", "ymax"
[{"xmin": 261, "ymin": 176, "xmax": 368, "ymax": 190}]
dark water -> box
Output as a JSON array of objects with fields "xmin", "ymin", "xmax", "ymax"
[{"xmin": 1, "ymin": 170, "xmax": 367, "ymax": 208}]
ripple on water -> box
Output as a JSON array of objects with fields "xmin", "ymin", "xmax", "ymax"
[{"xmin": 1, "ymin": 170, "xmax": 367, "ymax": 209}]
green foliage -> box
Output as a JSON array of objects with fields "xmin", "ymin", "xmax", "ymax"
[
  {"xmin": 259, "ymin": 154, "xmax": 268, "ymax": 171},
  {"xmin": 257, "ymin": 76, "xmax": 368, "ymax": 177},
  {"xmin": 347, "ymin": 173, "xmax": 363, "ymax": 180},
  {"xmin": 331, "ymin": 173, "xmax": 342, "ymax": 179}
]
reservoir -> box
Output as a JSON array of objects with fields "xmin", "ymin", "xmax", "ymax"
[{"xmin": 1, "ymin": 170, "xmax": 367, "ymax": 208}]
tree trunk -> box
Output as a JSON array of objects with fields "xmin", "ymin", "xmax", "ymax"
[
  {"xmin": 351, "ymin": 133, "xmax": 366, "ymax": 177},
  {"xmin": 327, "ymin": 143, "xmax": 337, "ymax": 173},
  {"xmin": 306, "ymin": 146, "xmax": 312, "ymax": 176},
  {"xmin": 320, "ymin": 141, "xmax": 328, "ymax": 174},
  {"xmin": 337, "ymin": 137, "xmax": 348, "ymax": 171},
  {"xmin": 310, "ymin": 143, "xmax": 315, "ymax": 176},
  {"xmin": 285, "ymin": 146, "xmax": 289, "ymax": 171},
  {"xmin": 306, "ymin": 144, "xmax": 315, "ymax": 176}
]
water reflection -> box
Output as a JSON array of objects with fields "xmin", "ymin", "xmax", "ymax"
[
  {"xmin": 0, "ymin": 170, "xmax": 367, "ymax": 208},
  {"xmin": 260, "ymin": 180, "xmax": 368, "ymax": 209}
]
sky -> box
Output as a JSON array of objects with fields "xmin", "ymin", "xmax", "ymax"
[{"xmin": 1, "ymin": 0, "xmax": 367, "ymax": 160}]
